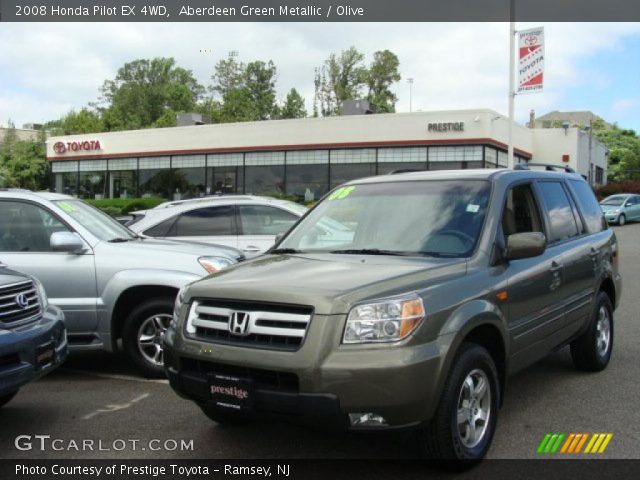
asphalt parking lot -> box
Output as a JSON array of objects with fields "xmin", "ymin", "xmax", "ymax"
[{"xmin": 1, "ymin": 223, "xmax": 638, "ymax": 460}]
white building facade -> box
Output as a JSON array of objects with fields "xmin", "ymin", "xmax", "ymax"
[{"xmin": 46, "ymin": 109, "xmax": 607, "ymax": 201}]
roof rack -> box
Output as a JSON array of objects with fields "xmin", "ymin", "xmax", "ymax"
[{"xmin": 513, "ymin": 163, "xmax": 575, "ymax": 173}]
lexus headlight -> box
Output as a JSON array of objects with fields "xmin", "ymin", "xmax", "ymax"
[
  {"xmin": 198, "ymin": 256, "xmax": 234, "ymax": 274},
  {"xmin": 33, "ymin": 277, "xmax": 48, "ymax": 308},
  {"xmin": 343, "ymin": 294, "xmax": 425, "ymax": 344}
]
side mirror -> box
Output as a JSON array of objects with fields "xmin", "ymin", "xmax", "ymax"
[
  {"xmin": 505, "ymin": 232, "xmax": 546, "ymax": 261},
  {"xmin": 50, "ymin": 232, "xmax": 85, "ymax": 253}
]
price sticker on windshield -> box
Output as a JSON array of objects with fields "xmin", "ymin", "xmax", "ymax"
[
  {"xmin": 328, "ymin": 186, "xmax": 356, "ymax": 200},
  {"xmin": 58, "ymin": 201, "xmax": 76, "ymax": 213}
]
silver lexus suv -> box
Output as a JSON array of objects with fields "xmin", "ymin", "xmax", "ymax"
[{"xmin": 0, "ymin": 190, "xmax": 242, "ymax": 377}]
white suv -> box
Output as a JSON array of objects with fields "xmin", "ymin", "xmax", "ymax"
[{"xmin": 128, "ymin": 195, "xmax": 308, "ymax": 257}]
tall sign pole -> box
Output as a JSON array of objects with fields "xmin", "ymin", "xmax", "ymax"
[{"xmin": 508, "ymin": 0, "xmax": 516, "ymax": 169}]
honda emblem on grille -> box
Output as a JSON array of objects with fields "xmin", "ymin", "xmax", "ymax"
[
  {"xmin": 15, "ymin": 293, "xmax": 29, "ymax": 309},
  {"xmin": 229, "ymin": 311, "xmax": 251, "ymax": 336}
]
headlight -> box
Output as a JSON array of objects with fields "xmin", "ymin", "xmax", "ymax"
[
  {"xmin": 171, "ymin": 286, "xmax": 187, "ymax": 329},
  {"xmin": 613, "ymin": 209, "xmax": 621, "ymax": 214},
  {"xmin": 198, "ymin": 256, "xmax": 234, "ymax": 274},
  {"xmin": 32, "ymin": 277, "xmax": 48, "ymax": 308},
  {"xmin": 343, "ymin": 294, "xmax": 425, "ymax": 344}
]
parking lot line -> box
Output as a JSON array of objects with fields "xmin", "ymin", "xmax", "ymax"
[
  {"xmin": 82, "ymin": 393, "xmax": 151, "ymax": 420},
  {"xmin": 61, "ymin": 368, "xmax": 169, "ymax": 385}
]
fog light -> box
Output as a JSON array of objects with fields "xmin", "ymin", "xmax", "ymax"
[{"xmin": 349, "ymin": 413, "xmax": 388, "ymax": 427}]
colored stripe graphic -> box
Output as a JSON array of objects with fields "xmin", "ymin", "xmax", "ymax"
[{"xmin": 538, "ymin": 433, "xmax": 613, "ymax": 454}]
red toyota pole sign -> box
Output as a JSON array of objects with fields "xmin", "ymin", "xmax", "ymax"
[{"xmin": 518, "ymin": 27, "xmax": 544, "ymax": 93}]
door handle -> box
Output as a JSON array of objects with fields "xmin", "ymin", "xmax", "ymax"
[
  {"xmin": 589, "ymin": 248, "xmax": 599, "ymax": 259},
  {"xmin": 243, "ymin": 246, "xmax": 261, "ymax": 253},
  {"xmin": 550, "ymin": 261, "xmax": 563, "ymax": 272}
]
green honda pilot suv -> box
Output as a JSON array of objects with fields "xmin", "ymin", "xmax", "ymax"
[{"xmin": 165, "ymin": 167, "xmax": 621, "ymax": 460}]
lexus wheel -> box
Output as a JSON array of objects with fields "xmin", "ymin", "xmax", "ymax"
[
  {"xmin": 122, "ymin": 297, "xmax": 174, "ymax": 378},
  {"xmin": 419, "ymin": 343, "xmax": 499, "ymax": 460}
]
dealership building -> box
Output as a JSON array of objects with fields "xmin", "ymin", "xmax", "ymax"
[{"xmin": 46, "ymin": 109, "xmax": 608, "ymax": 202}]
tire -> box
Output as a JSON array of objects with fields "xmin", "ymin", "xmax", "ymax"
[
  {"xmin": 618, "ymin": 214, "xmax": 626, "ymax": 226},
  {"xmin": 198, "ymin": 404, "xmax": 250, "ymax": 426},
  {"xmin": 418, "ymin": 343, "xmax": 500, "ymax": 460},
  {"xmin": 0, "ymin": 390, "xmax": 18, "ymax": 409},
  {"xmin": 122, "ymin": 297, "xmax": 174, "ymax": 378},
  {"xmin": 570, "ymin": 291, "xmax": 613, "ymax": 372}
]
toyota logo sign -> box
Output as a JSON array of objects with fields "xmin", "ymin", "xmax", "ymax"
[{"xmin": 53, "ymin": 142, "xmax": 67, "ymax": 154}]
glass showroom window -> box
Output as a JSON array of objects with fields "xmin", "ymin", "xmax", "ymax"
[
  {"xmin": 286, "ymin": 150, "xmax": 329, "ymax": 202},
  {"xmin": 484, "ymin": 147, "xmax": 498, "ymax": 169},
  {"xmin": 329, "ymin": 149, "xmax": 376, "ymax": 188},
  {"xmin": 78, "ymin": 160, "xmax": 107, "ymax": 199},
  {"xmin": 244, "ymin": 152, "xmax": 285, "ymax": 195},
  {"xmin": 107, "ymin": 158, "xmax": 137, "ymax": 199},
  {"xmin": 172, "ymin": 155, "xmax": 206, "ymax": 200},
  {"xmin": 428, "ymin": 146, "xmax": 483, "ymax": 170},
  {"xmin": 51, "ymin": 161, "xmax": 78, "ymax": 196},
  {"xmin": 377, "ymin": 147, "xmax": 427, "ymax": 175},
  {"xmin": 139, "ymin": 157, "xmax": 171, "ymax": 199},
  {"xmin": 207, "ymin": 153, "xmax": 244, "ymax": 194}
]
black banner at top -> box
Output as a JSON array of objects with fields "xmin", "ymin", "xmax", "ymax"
[{"xmin": 1, "ymin": 0, "xmax": 640, "ymax": 22}]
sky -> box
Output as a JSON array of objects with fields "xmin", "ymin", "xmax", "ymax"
[{"xmin": 1, "ymin": 22, "xmax": 639, "ymax": 131}]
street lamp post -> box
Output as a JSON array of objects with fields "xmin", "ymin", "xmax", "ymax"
[{"xmin": 407, "ymin": 78, "xmax": 414, "ymax": 112}]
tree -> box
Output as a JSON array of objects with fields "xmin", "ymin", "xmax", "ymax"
[
  {"xmin": 314, "ymin": 47, "xmax": 401, "ymax": 116},
  {"xmin": 45, "ymin": 108, "xmax": 104, "ymax": 135},
  {"xmin": 592, "ymin": 124, "xmax": 640, "ymax": 182},
  {"xmin": 99, "ymin": 57, "xmax": 204, "ymax": 131},
  {"xmin": 0, "ymin": 124, "xmax": 48, "ymax": 190},
  {"xmin": 210, "ymin": 55, "xmax": 245, "ymax": 98},
  {"xmin": 279, "ymin": 89, "xmax": 307, "ymax": 119},
  {"xmin": 244, "ymin": 60, "xmax": 278, "ymax": 120},
  {"xmin": 366, "ymin": 50, "xmax": 401, "ymax": 113}
]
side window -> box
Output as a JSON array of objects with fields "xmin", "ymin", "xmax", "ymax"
[
  {"xmin": 566, "ymin": 179, "xmax": 605, "ymax": 233},
  {"xmin": 627, "ymin": 197, "xmax": 637, "ymax": 206},
  {"xmin": 173, "ymin": 206, "xmax": 236, "ymax": 237},
  {"xmin": 238, "ymin": 205, "xmax": 299, "ymax": 236},
  {"xmin": 537, "ymin": 181, "xmax": 579, "ymax": 243},
  {"xmin": 502, "ymin": 184, "xmax": 543, "ymax": 238},
  {"xmin": 143, "ymin": 216, "xmax": 178, "ymax": 237},
  {"xmin": 0, "ymin": 201, "xmax": 70, "ymax": 252}
]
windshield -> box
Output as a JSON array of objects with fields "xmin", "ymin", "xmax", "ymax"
[
  {"xmin": 601, "ymin": 196, "xmax": 627, "ymax": 206},
  {"xmin": 53, "ymin": 200, "xmax": 137, "ymax": 242},
  {"xmin": 278, "ymin": 180, "xmax": 491, "ymax": 258}
]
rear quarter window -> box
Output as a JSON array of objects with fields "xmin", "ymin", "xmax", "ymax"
[{"xmin": 566, "ymin": 179, "xmax": 606, "ymax": 234}]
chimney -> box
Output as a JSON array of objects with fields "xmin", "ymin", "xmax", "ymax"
[{"xmin": 529, "ymin": 110, "xmax": 536, "ymax": 128}]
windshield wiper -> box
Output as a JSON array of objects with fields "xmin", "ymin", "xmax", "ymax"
[
  {"xmin": 108, "ymin": 237, "xmax": 136, "ymax": 243},
  {"xmin": 270, "ymin": 248, "xmax": 304, "ymax": 254},
  {"xmin": 329, "ymin": 248, "xmax": 415, "ymax": 256}
]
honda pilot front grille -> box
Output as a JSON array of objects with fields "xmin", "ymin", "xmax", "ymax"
[
  {"xmin": 0, "ymin": 280, "xmax": 41, "ymax": 327},
  {"xmin": 185, "ymin": 299, "xmax": 313, "ymax": 351}
]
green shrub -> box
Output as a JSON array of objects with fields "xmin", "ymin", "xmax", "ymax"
[{"xmin": 86, "ymin": 197, "xmax": 165, "ymax": 216}]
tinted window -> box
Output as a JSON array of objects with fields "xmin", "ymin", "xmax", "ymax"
[
  {"xmin": 537, "ymin": 181, "xmax": 579, "ymax": 242},
  {"xmin": 238, "ymin": 205, "xmax": 299, "ymax": 236},
  {"xmin": 0, "ymin": 201, "xmax": 70, "ymax": 252},
  {"xmin": 502, "ymin": 184, "xmax": 542, "ymax": 236},
  {"xmin": 567, "ymin": 179, "xmax": 605, "ymax": 233},
  {"xmin": 144, "ymin": 216, "xmax": 177, "ymax": 237},
  {"xmin": 172, "ymin": 206, "xmax": 235, "ymax": 237}
]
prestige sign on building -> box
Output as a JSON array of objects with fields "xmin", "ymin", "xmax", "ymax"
[{"xmin": 518, "ymin": 27, "xmax": 545, "ymax": 93}]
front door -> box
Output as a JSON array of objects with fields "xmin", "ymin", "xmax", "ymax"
[{"xmin": 0, "ymin": 200, "xmax": 98, "ymax": 335}]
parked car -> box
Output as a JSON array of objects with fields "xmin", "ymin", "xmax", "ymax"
[
  {"xmin": 165, "ymin": 167, "xmax": 620, "ymax": 460},
  {"xmin": 0, "ymin": 261, "xmax": 67, "ymax": 408},
  {"xmin": 128, "ymin": 195, "xmax": 307, "ymax": 258},
  {"xmin": 0, "ymin": 190, "xmax": 243, "ymax": 377},
  {"xmin": 600, "ymin": 193, "xmax": 640, "ymax": 226}
]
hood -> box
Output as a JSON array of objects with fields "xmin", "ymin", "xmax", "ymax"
[
  {"xmin": 102, "ymin": 237, "xmax": 243, "ymax": 261},
  {"xmin": 600, "ymin": 204, "xmax": 621, "ymax": 212},
  {"xmin": 0, "ymin": 266, "xmax": 30, "ymax": 287},
  {"xmin": 187, "ymin": 253, "xmax": 467, "ymax": 315}
]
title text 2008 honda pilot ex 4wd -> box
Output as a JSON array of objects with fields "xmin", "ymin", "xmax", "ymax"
[{"xmin": 165, "ymin": 168, "xmax": 621, "ymax": 460}]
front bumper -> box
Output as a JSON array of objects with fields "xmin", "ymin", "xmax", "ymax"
[
  {"xmin": 164, "ymin": 315, "xmax": 451, "ymax": 430},
  {"xmin": 0, "ymin": 305, "xmax": 68, "ymax": 396},
  {"xmin": 603, "ymin": 212, "xmax": 620, "ymax": 223}
]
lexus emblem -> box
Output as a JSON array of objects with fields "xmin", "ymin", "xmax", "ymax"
[
  {"xmin": 228, "ymin": 311, "xmax": 251, "ymax": 336},
  {"xmin": 15, "ymin": 293, "xmax": 29, "ymax": 309}
]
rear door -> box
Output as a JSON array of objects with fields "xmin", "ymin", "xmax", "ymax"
[
  {"xmin": 237, "ymin": 205, "xmax": 299, "ymax": 257},
  {"xmin": 0, "ymin": 199, "xmax": 98, "ymax": 335}
]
